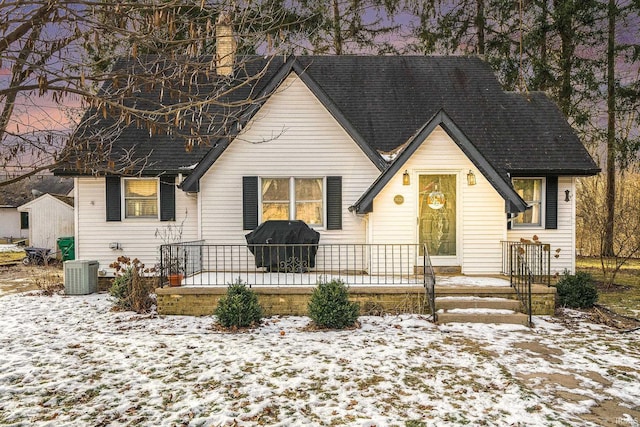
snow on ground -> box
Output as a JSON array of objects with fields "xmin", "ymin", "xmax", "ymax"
[
  {"xmin": 182, "ymin": 272, "xmax": 425, "ymax": 287},
  {"xmin": 436, "ymin": 276, "xmax": 512, "ymax": 287},
  {"xmin": 1, "ymin": 292, "xmax": 639, "ymax": 427},
  {"xmin": 182, "ymin": 273, "xmax": 510, "ymax": 288},
  {"xmin": 0, "ymin": 244, "xmax": 25, "ymax": 253}
]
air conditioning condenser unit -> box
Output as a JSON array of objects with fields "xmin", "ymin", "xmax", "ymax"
[{"xmin": 64, "ymin": 260, "xmax": 99, "ymax": 295}]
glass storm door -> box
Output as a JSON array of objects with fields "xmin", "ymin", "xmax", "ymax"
[{"xmin": 418, "ymin": 174, "xmax": 457, "ymax": 259}]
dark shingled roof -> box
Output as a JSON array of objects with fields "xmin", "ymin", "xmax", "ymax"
[
  {"xmin": 55, "ymin": 55, "xmax": 287, "ymax": 176},
  {"xmin": 293, "ymin": 55, "xmax": 598, "ymax": 176},
  {"xmin": 57, "ymin": 55, "xmax": 599, "ymax": 197}
]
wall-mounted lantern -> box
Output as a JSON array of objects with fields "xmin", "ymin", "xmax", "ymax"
[
  {"xmin": 467, "ymin": 170, "xmax": 477, "ymax": 186},
  {"xmin": 565, "ymin": 189, "xmax": 571, "ymax": 202},
  {"xmin": 402, "ymin": 170, "xmax": 410, "ymax": 186}
]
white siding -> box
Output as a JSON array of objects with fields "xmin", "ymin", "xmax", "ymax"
[
  {"xmin": 75, "ymin": 177, "xmax": 198, "ymax": 272},
  {"xmin": 0, "ymin": 208, "xmax": 27, "ymax": 240},
  {"xmin": 369, "ymin": 126, "xmax": 506, "ymax": 275},
  {"xmin": 19, "ymin": 196, "xmax": 74, "ymax": 252},
  {"xmin": 508, "ymin": 176, "xmax": 576, "ymax": 274},
  {"xmin": 198, "ymin": 74, "xmax": 380, "ymax": 245},
  {"xmin": 73, "ymin": 72, "xmax": 579, "ymax": 277}
]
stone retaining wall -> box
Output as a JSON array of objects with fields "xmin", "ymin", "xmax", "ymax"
[
  {"xmin": 156, "ymin": 286, "xmax": 429, "ymax": 317},
  {"xmin": 155, "ymin": 284, "xmax": 556, "ymax": 317}
]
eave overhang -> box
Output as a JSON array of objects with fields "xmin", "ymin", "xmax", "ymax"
[
  {"xmin": 179, "ymin": 57, "xmax": 387, "ymax": 192},
  {"xmin": 349, "ymin": 109, "xmax": 529, "ymax": 215},
  {"xmin": 179, "ymin": 57, "xmax": 297, "ymax": 192}
]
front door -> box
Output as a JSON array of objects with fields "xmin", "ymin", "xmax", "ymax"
[{"xmin": 418, "ymin": 174, "xmax": 458, "ymax": 264}]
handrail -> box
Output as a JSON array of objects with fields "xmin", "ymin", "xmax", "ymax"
[
  {"xmin": 159, "ymin": 242, "xmax": 437, "ymax": 319},
  {"xmin": 422, "ymin": 243, "xmax": 437, "ymax": 321},
  {"xmin": 510, "ymin": 245, "xmax": 533, "ymax": 326},
  {"xmin": 501, "ymin": 240, "xmax": 551, "ymax": 286}
]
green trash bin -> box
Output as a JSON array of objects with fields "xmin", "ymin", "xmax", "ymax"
[{"xmin": 57, "ymin": 236, "xmax": 75, "ymax": 261}]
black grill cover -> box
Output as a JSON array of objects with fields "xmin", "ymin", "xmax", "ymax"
[{"xmin": 245, "ymin": 220, "xmax": 320, "ymax": 272}]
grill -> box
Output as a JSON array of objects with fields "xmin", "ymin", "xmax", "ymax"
[{"xmin": 245, "ymin": 220, "xmax": 320, "ymax": 272}]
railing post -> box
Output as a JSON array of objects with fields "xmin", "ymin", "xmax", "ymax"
[
  {"xmin": 528, "ymin": 271, "xmax": 533, "ymax": 326},
  {"xmin": 509, "ymin": 244, "xmax": 533, "ymax": 327},
  {"xmin": 546, "ymin": 244, "xmax": 551, "ymax": 287},
  {"xmin": 160, "ymin": 244, "xmax": 165, "ymax": 287}
]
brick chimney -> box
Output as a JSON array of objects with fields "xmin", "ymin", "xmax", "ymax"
[{"xmin": 216, "ymin": 13, "xmax": 236, "ymax": 76}]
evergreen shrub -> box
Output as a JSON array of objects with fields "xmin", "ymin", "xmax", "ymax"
[
  {"xmin": 308, "ymin": 279, "xmax": 359, "ymax": 329},
  {"xmin": 556, "ymin": 271, "xmax": 598, "ymax": 308},
  {"xmin": 214, "ymin": 279, "xmax": 263, "ymax": 328}
]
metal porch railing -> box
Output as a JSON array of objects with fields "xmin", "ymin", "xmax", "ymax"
[
  {"xmin": 421, "ymin": 243, "xmax": 436, "ymax": 322},
  {"xmin": 160, "ymin": 242, "xmax": 437, "ymax": 320},
  {"xmin": 510, "ymin": 245, "xmax": 533, "ymax": 326},
  {"xmin": 501, "ymin": 241, "xmax": 551, "ymax": 286}
]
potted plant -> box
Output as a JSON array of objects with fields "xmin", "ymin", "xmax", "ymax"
[
  {"xmin": 164, "ymin": 247, "xmax": 184, "ymax": 287},
  {"xmin": 156, "ymin": 212, "xmax": 187, "ymax": 287}
]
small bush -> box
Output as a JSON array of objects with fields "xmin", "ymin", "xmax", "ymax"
[
  {"xmin": 308, "ymin": 279, "xmax": 360, "ymax": 329},
  {"xmin": 556, "ymin": 271, "xmax": 598, "ymax": 308},
  {"xmin": 215, "ymin": 280, "xmax": 263, "ymax": 328},
  {"xmin": 109, "ymin": 267, "xmax": 133, "ymax": 309},
  {"xmin": 108, "ymin": 256, "xmax": 156, "ymax": 313},
  {"xmin": 34, "ymin": 268, "xmax": 64, "ymax": 296}
]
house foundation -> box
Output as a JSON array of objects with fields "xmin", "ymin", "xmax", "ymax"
[
  {"xmin": 155, "ymin": 283, "xmax": 556, "ymax": 317},
  {"xmin": 155, "ymin": 286, "xmax": 430, "ymax": 317}
]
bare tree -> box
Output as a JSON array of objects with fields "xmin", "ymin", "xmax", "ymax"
[
  {"xmin": 577, "ymin": 172, "xmax": 640, "ymax": 286},
  {"xmin": 1, "ymin": 0, "xmax": 299, "ymax": 185},
  {"xmin": 288, "ymin": 0, "xmax": 403, "ymax": 55}
]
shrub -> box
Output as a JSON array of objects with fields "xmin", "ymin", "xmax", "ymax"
[
  {"xmin": 308, "ymin": 279, "xmax": 360, "ymax": 329},
  {"xmin": 109, "ymin": 267, "xmax": 133, "ymax": 309},
  {"xmin": 214, "ymin": 279, "xmax": 263, "ymax": 328},
  {"xmin": 108, "ymin": 256, "xmax": 156, "ymax": 313},
  {"xmin": 34, "ymin": 268, "xmax": 64, "ymax": 296},
  {"xmin": 556, "ymin": 271, "xmax": 598, "ymax": 308}
]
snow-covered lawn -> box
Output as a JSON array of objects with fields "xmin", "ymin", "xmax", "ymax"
[{"xmin": 0, "ymin": 292, "xmax": 638, "ymax": 427}]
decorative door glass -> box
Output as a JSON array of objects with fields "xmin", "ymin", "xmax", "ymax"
[{"xmin": 419, "ymin": 174, "xmax": 456, "ymax": 256}]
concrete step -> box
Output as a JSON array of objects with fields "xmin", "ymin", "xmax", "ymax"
[
  {"xmin": 436, "ymin": 297, "xmax": 521, "ymax": 311},
  {"xmin": 434, "ymin": 285, "xmax": 518, "ymax": 298},
  {"xmin": 437, "ymin": 311, "xmax": 530, "ymax": 326}
]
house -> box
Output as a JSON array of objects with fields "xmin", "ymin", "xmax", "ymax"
[
  {"xmin": 54, "ymin": 53, "xmax": 599, "ymax": 279},
  {"xmin": 18, "ymin": 193, "xmax": 74, "ymax": 254},
  {"xmin": 0, "ymin": 205, "xmax": 28, "ymax": 243},
  {"xmin": 0, "ymin": 175, "xmax": 74, "ymax": 245}
]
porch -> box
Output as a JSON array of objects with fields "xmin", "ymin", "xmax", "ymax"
[{"xmin": 156, "ymin": 242, "xmax": 556, "ymax": 323}]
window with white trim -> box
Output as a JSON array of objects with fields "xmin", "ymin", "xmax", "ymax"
[
  {"xmin": 124, "ymin": 178, "xmax": 159, "ymax": 218},
  {"xmin": 512, "ymin": 178, "xmax": 544, "ymax": 227},
  {"xmin": 261, "ymin": 177, "xmax": 323, "ymax": 226}
]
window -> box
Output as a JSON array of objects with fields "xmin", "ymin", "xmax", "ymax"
[
  {"xmin": 512, "ymin": 178, "xmax": 544, "ymax": 226},
  {"xmin": 20, "ymin": 212, "xmax": 29, "ymax": 229},
  {"xmin": 261, "ymin": 177, "xmax": 323, "ymax": 226},
  {"xmin": 124, "ymin": 178, "xmax": 158, "ymax": 218},
  {"xmin": 261, "ymin": 178, "xmax": 290, "ymax": 221},
  {"xmin": 106, "ymin": 176, "xmax": 175, "ymax": 222},
  {"xmin": 243, "ymin": 176, "xmax": 341, "ymax": 230}
]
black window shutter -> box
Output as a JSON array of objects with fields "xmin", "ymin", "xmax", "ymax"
[
  {"xmin": 243, "ymin": 176, "xmax": 259, "ymax": 230},
  {"xmin": 545, "ymin": 176, "xmax": 558, "ymax": 229},
  {"xmin": 105, "ymin": 176, "xmax": 121, "ymax": 222},
  {"xmin": 20, "ymin": 212, "xmax": 29, "ymax": 229},
  {"xmin": 160, "ymin": 176, "xmax": 176, "ymax": 221},
  {"xmin": 326, "ymin": 176, "xmax": 342, "ymax": 230}
]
